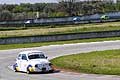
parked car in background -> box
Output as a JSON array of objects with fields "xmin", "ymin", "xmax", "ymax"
[{"xmin": 100, "ymin": 15, "xmax": 109, "ymax": 20}]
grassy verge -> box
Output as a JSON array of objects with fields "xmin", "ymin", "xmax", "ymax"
[
  {"xmin": 51, "ymin": 49, "xmax": 120, "ymax": 75},
  {"xmin": 1, "ymin": 22, "xmax": 120, "ymax": 38},
  {"xmin": 1, "ymin": 37, "xmax": 120, "ymax": 50}
]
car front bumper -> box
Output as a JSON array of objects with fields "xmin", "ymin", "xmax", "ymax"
[{"xmin": 29, "ymin": 66, "xmax": 53, "ymax": 72}]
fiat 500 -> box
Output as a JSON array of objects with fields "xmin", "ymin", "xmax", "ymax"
[{"xmin": 13, "ymin": 50, "xmax": 54, "ymax": 74}]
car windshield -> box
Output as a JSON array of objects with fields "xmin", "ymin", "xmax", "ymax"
[{"xmin": 28, "ymin": 53, "xmax": 46, "ymax": 59}]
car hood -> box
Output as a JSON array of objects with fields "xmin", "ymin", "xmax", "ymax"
[{"xmin": 28, "ymin": 59, "xmax": 50, "ymax": 66}]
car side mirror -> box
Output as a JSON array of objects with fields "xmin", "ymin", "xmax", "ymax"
[
  {"xmin": 16, "ymin": 58, "xmax": 20, "ymax": 60},
  {"xmin": 45, "ymin": 56, "xmax": 48, "ymax": 59}
]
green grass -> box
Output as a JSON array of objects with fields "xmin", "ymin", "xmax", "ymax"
[
  {"xmin": 1, "ymin": 22, "xmax": 120, "ymax": 38},
  {"xmin": 1, "ymin": 36, "xmax": 120, "ymax": 50},
  {"xmin": 0, "ymin": 26, "xmax": 27, "ymax": 31},
  {"xmin": 51, "ymin": 49, "xmax": 120, "ymax": 75}
]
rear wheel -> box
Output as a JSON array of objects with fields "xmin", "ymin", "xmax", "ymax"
[
  {"xmin": 14, "ymin": 67, "xmax": 18, "ymax": 72},
  {"xmin": 13, "ymin": 64, "xmax": 19, "ymax": 72}
]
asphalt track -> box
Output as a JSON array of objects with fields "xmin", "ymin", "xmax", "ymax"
[{"xmin": 1, "ymin": 40, "xmax": 120, "ymax": 80}]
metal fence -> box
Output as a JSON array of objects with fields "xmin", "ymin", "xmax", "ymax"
[
  {"xmin": 0, "ymin": 30, "xmax": 120, "ymax": 44},
  {"xmin": 0, "ymin": 11, "xmax": 120, "ymax": 27}
]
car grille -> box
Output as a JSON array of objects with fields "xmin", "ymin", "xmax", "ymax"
[
  {"xmin": 42, "ymin": 68, "xmax": 46, "ymax": 71},
  {"xmin": 35, "ymin": 64, "xmax": 49, "ymax": 68}
]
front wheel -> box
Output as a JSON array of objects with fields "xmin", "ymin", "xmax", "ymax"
[
  {"xmin": 26, "ymin": 69, "xmax": 31, "ymax": 74},
  {"xmin": 26, "ymin": 65, "xmax": 33, "ymax": 74}
]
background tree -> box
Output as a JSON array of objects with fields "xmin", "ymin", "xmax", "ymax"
[
  {"xmin": 0, "ymin": 10, "xmax": 13, "ymax": 20},
  {"xmin": 58, "ymin": 0, "xmax": 76, "ymax": 16},
  {"xmin": 0, "ymin": 1, "xmax": 120, "ymax": 20}
]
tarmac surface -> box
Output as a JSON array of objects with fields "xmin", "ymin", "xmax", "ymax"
[{"xmin": 1, "ymin": 40, "xmax": 120, "ymax": 80}]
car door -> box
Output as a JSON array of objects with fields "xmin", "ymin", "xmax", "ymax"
[{"xmin": 20, "ymin": 54, "xmax": 28, "ymax": 72}]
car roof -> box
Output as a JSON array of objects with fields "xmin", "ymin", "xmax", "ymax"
[{"xmin": 19, "ymin": 50, "xmax": 44, "ymax": 55}]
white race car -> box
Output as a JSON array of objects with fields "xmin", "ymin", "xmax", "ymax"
[{"xmin": 13, "ymin": 50, "xmax": 54, "ymax": 74}]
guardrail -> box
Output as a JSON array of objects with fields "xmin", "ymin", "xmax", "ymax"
[
  {"xmin": 0, "ymin": 12, "xmax": 120, "ymax": 27},
  {"xmin": 0, "ymin": 30, "xmax": 120, "ymax": 44}
]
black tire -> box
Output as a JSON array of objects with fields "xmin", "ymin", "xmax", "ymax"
[
  {"xmin": 14, "ymin": 67, "xmax": 17, "ymax": 72},
  {"xmin": 13, "ymin": 64, "xmax": 18, "ymax": 72},
  {"xmin": 26, "ymin": 68, "xmax": 31, "ymax": 74}
]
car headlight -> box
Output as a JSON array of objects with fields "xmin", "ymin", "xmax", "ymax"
[
  {"xmin": 35, "ymin": 64, "xmax": 38, "ymax": 68},
  {"xmin": 35, "ymin": 64, "xmax": 42, "ymax": 68}
]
